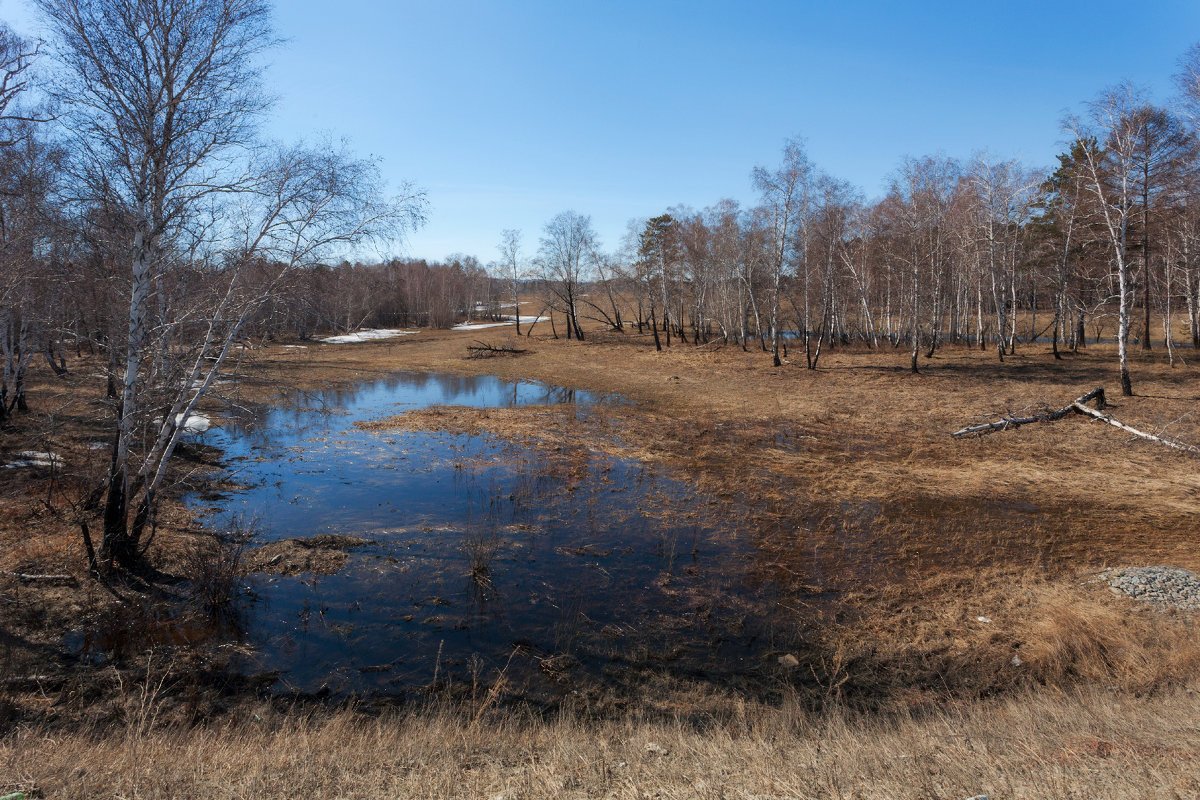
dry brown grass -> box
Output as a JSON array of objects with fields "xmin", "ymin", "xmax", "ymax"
[
  {"xmin": 4, "ymin": 685, "xmax": 1200, "ymax": 799},
  {"xmin": 6, "ymin": 323, "xmax": 1200, "ymax": 794},
  {"xmin": 822, "ymin": 568, "xmax": 1200, "ymax": 704},
  {"xmin": 296, "ymin": 325, "xmax": 1200, "ymax": 567}
]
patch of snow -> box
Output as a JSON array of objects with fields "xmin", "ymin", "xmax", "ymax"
[
  {"xmin": 281, "ymin": 344, "xmax": 308, "ymax": 349},
  {"xmin": 3, "ymin": 451, "xmax": 63, "ymax": 469},
  {"xmin": 319, "ymin": 329, "xmax": 415, "ymax": 344},
  {"xmin": 452, "ymin": 315, "xmax": 543, "ymax": 331},
  {"xmin": 88, "ymin": 441, "xmax": 108, "ymax": 450},
  {"xmin": 176, "ymin": 412, "xmax": 211, "ymax": 433}
]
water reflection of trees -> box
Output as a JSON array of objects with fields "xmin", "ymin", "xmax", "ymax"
[
  {"xmin": 191, "ymin": 370, "xmax": 821, "ymax": 697},
  {"xmin": 214, "ymin": 373, "xmax": 615, "ymax": 443}
]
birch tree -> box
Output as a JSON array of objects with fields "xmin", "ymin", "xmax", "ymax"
[
  {"xmin": 538, "ymin": 210, "xmax": 595, "ymax": 341},
  {"xmin": 497, "ymin": 228, "xmax": 524, "ymax": 334},
  {"xmin": 1065, "ymin": 85, "xmax": 1149, "ymax": 396},
  {"xmin": 0, "ymin": 25, "xmax": 50, "ymax": 424},
  {"xmin": 37, "ymin": 0, "xmax": 425, "ymax": 569},
  {"xmin": 752, "ymin": 136, "xmax": 812, "ymax": 367}
]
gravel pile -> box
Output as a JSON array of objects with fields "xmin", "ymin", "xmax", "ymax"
[{"xmin": 1097, "ymin": 566, "xmax": 1200, "ymax": 611}]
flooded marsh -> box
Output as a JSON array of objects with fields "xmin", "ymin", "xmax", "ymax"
[{"xmin": 176, "ymin": 372, "xmax": 800, "ymax": 700}]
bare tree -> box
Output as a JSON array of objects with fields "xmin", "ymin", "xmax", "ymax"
[
  {"xmin": 635, "ymin": 213, "xmax": 680, "ymax": 350},
  {"xmin": 497, "ymin": 228, "xmax": 524, "ymax": 334},
  {"xmin": 1065, "ymin": 84, "xmax": 1149, "ymax": 396},
  {"xmin": 0, "ymin": 24, "xmax": 53, "ymax": 424},
  {"xmin": 537, "ymin": 210, "xmax": 595, "ymax": 341},
  {"xmin": 37, "ymin": 0, "xmax": 425, "ymax": 569},
  {"xmin": 1128, "ymin": 105, "xmax": 1193, "ymax": 350},
  {"xmin": 888, "ymin": 155, "xmax": 959, "ymax": 373},
  {"xmin": 0, "ymin": 24, "xmax": 47, "ymax": 136},
  {"xmin": 752, "ymin": 136, "xmax": 812, "ymax": 367},
  {"xmin": 0, "ymin": 124, "xmax": 62, "ymax": 423},
  {"xmin": 1175, "ymin": 43, "xmax": 1200, "ymax": 126}
]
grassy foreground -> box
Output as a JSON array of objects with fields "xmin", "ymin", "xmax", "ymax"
[
  {"xmin": 4, "ymin": 688, "xmax": 1200, "ymax": 799},
  {"xmin": 4, "ymin": 322, "xmax": 1200, "ymax": 797}
]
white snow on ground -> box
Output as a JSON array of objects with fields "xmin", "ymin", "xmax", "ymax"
[
  {"xmin": 175, "ymin": 412, "xmax": 211, "ymax": 433},
  {"xmin": 452, "ymin": 316, "xmax": 543, "ymax": 331},
  {"xmin": 151, "ymin": 411, "xmax": 212, "ymax": 433},
  {"xmin": 281, "ymin": 344, "xmax": 308, "ymax": 349},
  {"xmin": 319, "ymin": 329, "xmax": 415, "ymax": 344},
  {"xmin": 3, "ymin": 451, "xmax": 63, "ymax": 469}
]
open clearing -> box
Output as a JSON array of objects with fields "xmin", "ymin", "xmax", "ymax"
[{"xmin": 3, "ymin": 323, "xmax": 1200, "ymax": 798}]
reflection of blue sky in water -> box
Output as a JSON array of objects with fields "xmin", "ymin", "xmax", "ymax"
[
  {"xmin": 187, "ymin": 372, "xmax": 777, "ymax": 698},
  {"xmin": 198, "ymin": 372, "xmax": 620, "ymax": 539}
]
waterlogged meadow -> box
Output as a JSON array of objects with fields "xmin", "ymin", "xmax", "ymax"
[{"xmin": 177, "ymin": 372, "xmax": 795, "ymax": 700}]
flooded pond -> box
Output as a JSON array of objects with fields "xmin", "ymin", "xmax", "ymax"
[{"xmin": 183, "ymin": 372, "xmax": 794, "ymax": 700}]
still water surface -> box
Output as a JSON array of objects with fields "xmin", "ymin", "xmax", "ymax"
[{"xmin": 188, "ymin": 372, "xmax": 781, "ymax": 698}]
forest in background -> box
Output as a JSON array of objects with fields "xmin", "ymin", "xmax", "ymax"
[
  {"xmin": 1, "ymin": 0, "xmax": 1199, "ymax": 568},
  {"xmin": 328, "ymin": 62, "xmax": 1200, "ymax": 399},
  {"xmin": 27, "ymin": 47, "xmax": 1195, "ymax": 398}
]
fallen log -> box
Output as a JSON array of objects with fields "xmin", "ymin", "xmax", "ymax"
[
  {"xmin": 1, "ymin": 570, "xmax": 79, "ymax": 586},
  {"xmin": 466, "ymin": 340, "xmax": 529, "ymax": 359},
  {"xmin": 952, "ymin": 385, "xmax": 1200, "ymax": 455},
  {"xmin": 951, "ymin": 386, "xmax": 1106, "ymax": 438},
  {"xmin": 1070, "ymin": 401, "xmax": 1200, "ymax": 455}
]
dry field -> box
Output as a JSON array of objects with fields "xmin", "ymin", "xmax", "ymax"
[
  {"xmin": 4, "ymin": 320, "xmax": 1200, "ymax": 797},
  {"xmin": 5, "ymin": 687, "xmax": 1200, "ymax": 799}
]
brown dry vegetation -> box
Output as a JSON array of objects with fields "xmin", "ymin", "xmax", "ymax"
[
  {"xmin": 4, "ymin": 321, "xmax": 1200, "ymax": 796},
  {"xmin": 4, "ymin": 688, "xmax": 1200, "ymax": 798}
]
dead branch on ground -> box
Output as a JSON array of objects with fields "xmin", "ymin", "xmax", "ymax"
[
  {"xmin": 2, "ymin": 570, "xmax": 79, "ymax": 585},
  {"xmin": 466, "ymin": 341, "xmax": 530, "ymax": 359},
  {"xmin": 951, "ymin": 386, "xmax": 1200, "ymax": 455}
]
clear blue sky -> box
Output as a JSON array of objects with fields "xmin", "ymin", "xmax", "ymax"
[{"xmin": 3, "ymin": 0, "xmax": 1199, "ymax": 263}]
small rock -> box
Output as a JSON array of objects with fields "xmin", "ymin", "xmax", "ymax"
[
  {"xmin": 644, "ymin": 742, "xmax": 669, "ymax": 756},
  {"xmin": 975, "ymin": 616, "xmax": 992, "ymax": 624},
  {"xmin": 777, "ymin": 653, "xmax": 800, "ymax": 668},
  {"xmin": 1011, "ymin": 655, "xmax": 1022, "ymax": 667}
]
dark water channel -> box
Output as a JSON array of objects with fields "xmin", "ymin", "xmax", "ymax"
[{"xmin": 183, "ymin": 372, "xmax": 789, "ymax": 701}]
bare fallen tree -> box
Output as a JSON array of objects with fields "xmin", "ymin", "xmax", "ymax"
[
  {"xmin": 466, "ymin": 340, "xmax": 528, "ymax": 359},
  {"xmin": 952, "ymin": 386, "xmax": 1200, "ymax": 454}
]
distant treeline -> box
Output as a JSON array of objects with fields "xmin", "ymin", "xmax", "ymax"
[{"xmin": 4, "ymin": 1, "xmax": 1200, "ymax": 570}]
